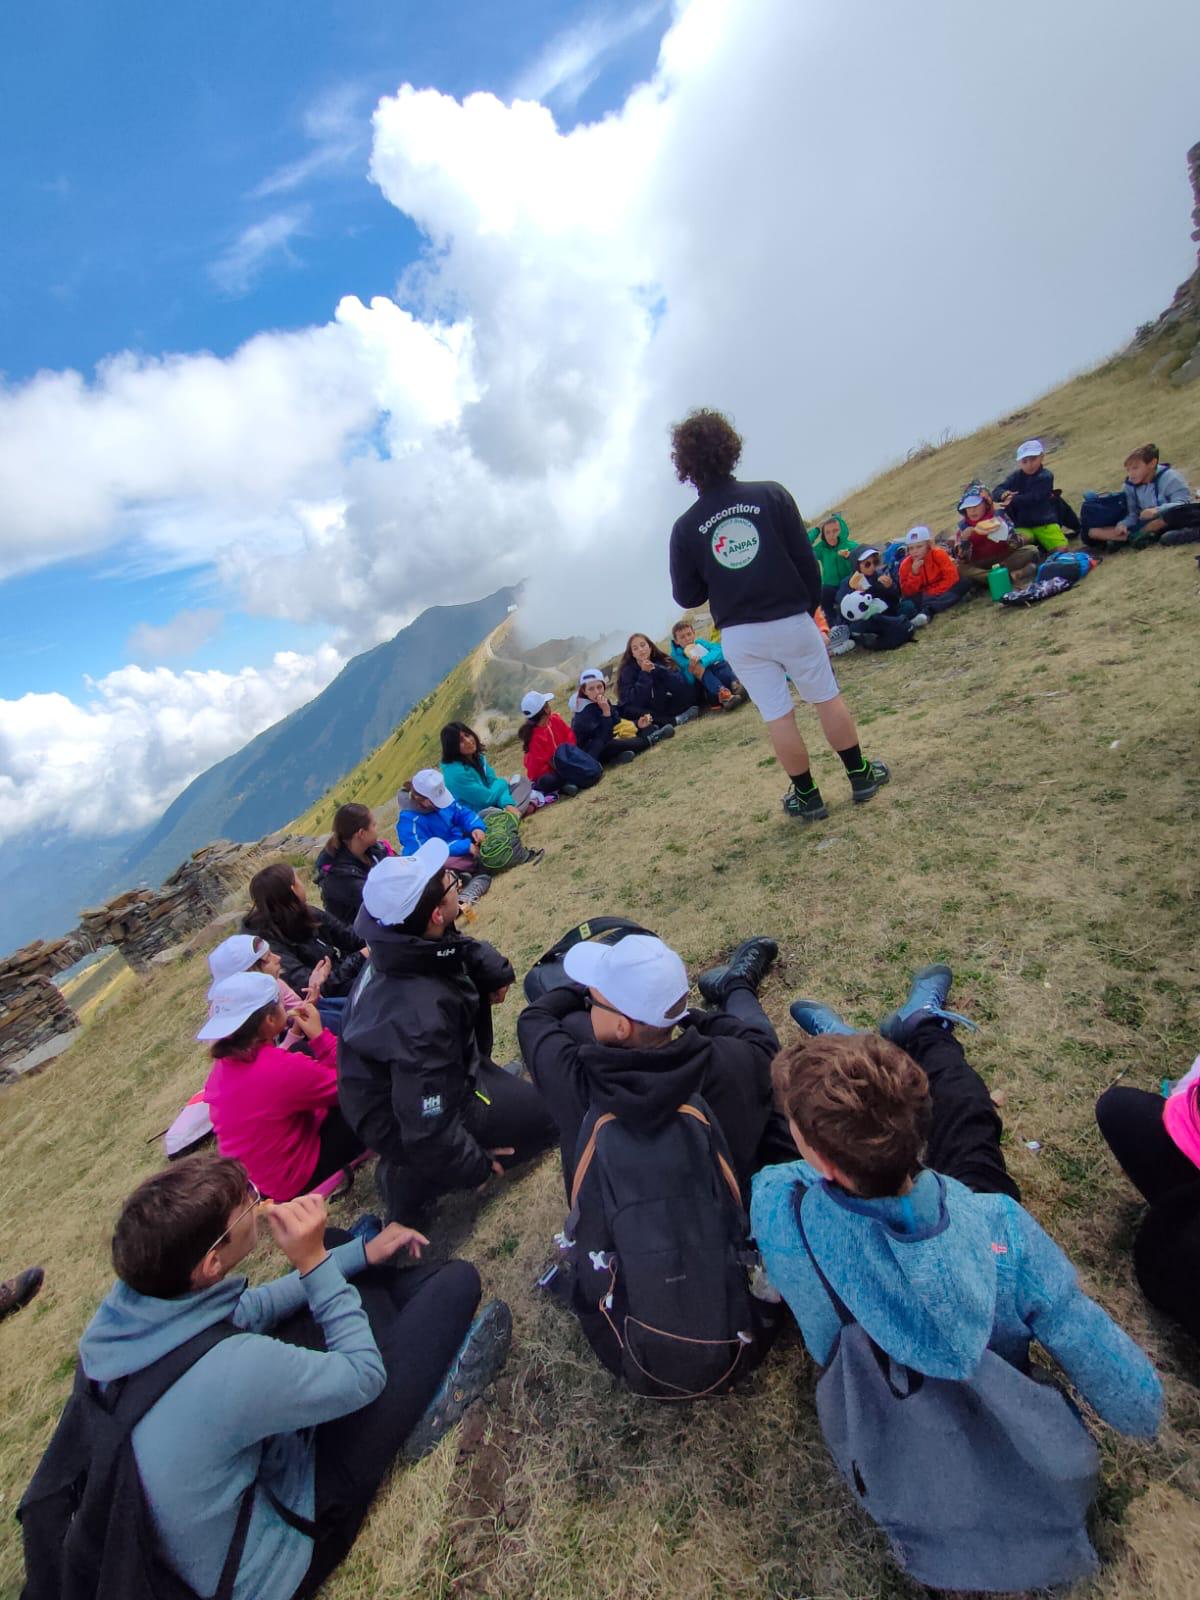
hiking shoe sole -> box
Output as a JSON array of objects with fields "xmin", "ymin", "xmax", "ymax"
[{"xmin": 402, "ymin": 1299, "xmax": 513, "ymax": 1462}]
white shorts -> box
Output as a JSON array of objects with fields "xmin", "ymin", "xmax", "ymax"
[{"xmin": 720, "ymin": 612, "xmax": 840, "ymax": 722}]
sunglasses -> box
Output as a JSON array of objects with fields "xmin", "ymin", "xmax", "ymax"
[
  {"xmin": 583, "ymin": 994, "xmax": 624, "ymax": 1018},
  {"xmin": 203, "ymin": 1179, "xmax": 262, "ymax": 1259}
]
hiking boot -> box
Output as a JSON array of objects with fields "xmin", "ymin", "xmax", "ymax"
[
  {"xmin": 347, "ymin": 1213, "xmax": 383, "ymax": 1244},
  {"xmin": 788, "ymin": 1000, "xmax": 857, "ymax": 1037},
  {"xmin": 559, "ymin": 784, "xmax": 579, "ymax": 798},
  {"xmin": 910, "ymin": 612, "xmax": 930, "ymax": 629},
  {"xmin": 848, "ymin": 759, "xmax": 890, "ymax": 803},
  {"xmin": 0, "ymin": 1266, "xmax": 44, "ymax": 1321},
  {"xmin": 402, "ymin": 1298, "xmax": 513, "ymax": 1462},
  {"xmin": 879, "ymin": 963, "xmax": 977, "ymax": 1046},
  {"xmin": 613, "ymin": 750, "xmax": 638, "ymax": 766},
  {"xmin": 675, "ymin": 706, "xmax": 700, "ymax": 726},
  {"xmin": 522, "ymin": 847, "xmax": 546, "ymax": 866},
  {"xmin": 828, "ymin": 626, "xmax": 855, "ymax": 656},
  {"xmin": 697, "ymin": 936, "xmax": 778, "ymax": 1006},
  {"xmin": 458, "ymin": 872, "xmax": 493, "ymax": 907},
  {"xmin": 782, "ymin": 785, "xmax": 829, "ymax": 822}
]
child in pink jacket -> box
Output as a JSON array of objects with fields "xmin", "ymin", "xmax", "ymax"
[{"xmin": 200, "ymin": 971, "xmax": 364, "ymax": 1200}]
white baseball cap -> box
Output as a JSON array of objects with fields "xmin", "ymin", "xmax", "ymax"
[
  {"xmin": 410, "ymin": 768, "xmax": 453, "ymax": 809},
  {"xmin": 1016, "ymin": 439, "xmax": 1044, "ymax": 460},
  {"xmin": 207, "ymin": 933, "xmax": 266, "ymax": 987},
  {"xmin": 520, "ymin": 690, "xmax": 555, "ymax": 718},
  {"xmin": 197, "ymin": 970, "xmax": 281, "ymax": 1042},
  {"xmin": 564, "ymin": 934, "xmax": 690, "ymax": 1030},
  {"xmin": 362, "ymin": 839, "xmax": 451, "ymax": 927},
  {"xmin": 577, "ymin": 667, "xmax": 605, "ymax": 688},
  {"xmin": 853, "ymin": 546, "xmax": 880, "ymax": 564},
  {"xmin": 958, "ymin": 491, "xmax": 984, "ymax": 509},
  {"xmin": 904, "ymin": 525, "xmax": 933, "ymax": 545}
]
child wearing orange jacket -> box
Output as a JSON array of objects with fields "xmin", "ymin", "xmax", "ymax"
[
  {"xmin": 518, "ymin": 691, "xmax": 603, "ymax": 795},
  {"xmin": 898, "ymin": 525, "xmax": 972, "ymax": 616}
]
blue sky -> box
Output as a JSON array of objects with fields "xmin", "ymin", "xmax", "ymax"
[{"xmin": 0, "ymin": 0, "xmax": 668, "ymax": 696}]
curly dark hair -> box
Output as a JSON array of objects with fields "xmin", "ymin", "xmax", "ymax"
[{"xmin": 669, "ymin": 409, "xmax": 743, "ymax": 493}]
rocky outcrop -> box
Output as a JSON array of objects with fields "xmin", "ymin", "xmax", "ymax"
[
  {"xmin": 1137, "ymin": 140, "xmax": 1200, "ymax": 382},
  {"xmin": 1, "ymin": 831, "xmax": 321, "ymax": 1079}
]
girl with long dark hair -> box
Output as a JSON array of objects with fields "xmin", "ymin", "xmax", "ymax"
[{"xmin": 243, "ymin": 862, "xmax": 365, "ymax": 1003}]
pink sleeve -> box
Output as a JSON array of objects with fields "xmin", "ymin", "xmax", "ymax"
[
  {"xmin": 270, "ymin": 1040, "xmax": 339, "ymax": 1111},
  {"xmin": 277, "ymin": 978, "xmax": 304, "ymax": 1009}
]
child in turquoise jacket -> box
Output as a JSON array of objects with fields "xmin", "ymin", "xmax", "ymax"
[{"xmin": 751, "ymin": 968, "xmax": 1161, "ymax": 1440}]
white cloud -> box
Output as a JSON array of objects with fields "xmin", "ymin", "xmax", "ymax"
[
  {"xmin": 0, "ymin": 647, "xmax": 344, "ymax": 843},
  {"xmin": 126, "ymin": 608, "xmax": 222, "ymax": 661},
  {"xmin": 2, "ymin": 0, "xmax": 1200, "ymax": 841},
  {"xmin": 251, "ymin": 82, "xmax": 365, "ymax": 198},
  {"xmin": 513, "ymin": 1, "xmax": 669, "ymax": 109},
  {"xmin": 209, "ymin": 208, "xmax": 308, "ymax": 295}
]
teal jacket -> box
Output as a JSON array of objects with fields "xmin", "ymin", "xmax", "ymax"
[
  {"xmin": 809, "ymin": 513, "xmax": 859, "ymax": 587},
  {"xmin": 441, "ymin": 757, "xmax": 514, "ymax": 813},
  {"xmin": 78, "ymin": 1240, "xmax": 381, "ymax": 1600},
  {"xmin": 751, "ymin": 1161, "xmax": 1161, "ymax": 1439},
  {"xmin": 669, "ymin": 635, "xmax": 725, "ymax": 675}
]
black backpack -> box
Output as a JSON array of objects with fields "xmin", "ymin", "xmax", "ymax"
[
  {"xmin": 565, "ymin": 1095, "xmax": 761, "ymax": 1399},
  {"xmin": 18, "ymin": 1323, "xmax": 254, "ymax": 1600},
  {"xmin": 522, "ymin": 916, "xmax": 654, "ymax": 1002}
]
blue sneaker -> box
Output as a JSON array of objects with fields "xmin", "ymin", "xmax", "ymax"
[
  {"xmin": 402, "ymin": 1298, "xmax": 513, "ymax": 1462},
  {"xmin": 789, "ymin": 1000, "xmax": 857, "ymax": 1037},
  {"xmin": 347, "ymin": 1212, "xmax": 383, "ymax": 1244},
  {"xmin": 879, "ymin": 964, "xmax": 976, "ymax": 1045}
]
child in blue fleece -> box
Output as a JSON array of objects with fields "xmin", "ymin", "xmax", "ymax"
[
  {"xmin": 71, "ymin": 1156, "xmax": 505, "ymax": 1600},
  {"xmin": 398, "ymin": 767, "xmax": 487, "ymax": 870},
  {"xmin": 751, "ymin": 968, "xmax": 1162, "ymax": 1441}
]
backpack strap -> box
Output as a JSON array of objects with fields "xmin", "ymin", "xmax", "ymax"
[
  {"xmin": 569, "ymin": 1112, "xmax": 617, "ymax": 1209},
  {"xmin": 105, "ymin": 1321, "xmax": 243, "ymax": 1426},
  {"xmin": 676, "ymin": 1104, "xmax": 743, "ymax": 1209}
]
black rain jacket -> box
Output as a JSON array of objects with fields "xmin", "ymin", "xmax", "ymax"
[{"xmin": 337, "ymin": 909, "xmax": 515, "ymax": 1191}]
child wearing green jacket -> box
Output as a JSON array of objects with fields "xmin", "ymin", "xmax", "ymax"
[{"xmin": 810, "ymin": 513, "xmax": 859, "ymax": 625}]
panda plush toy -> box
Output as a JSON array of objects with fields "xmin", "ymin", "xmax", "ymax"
[{"xmin": 840, "ymin": 589, "xmax": 888, "ymax": 624}]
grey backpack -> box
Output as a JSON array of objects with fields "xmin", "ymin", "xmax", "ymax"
[{"xmin": 797, "ymin": 1207, "xmax": 1100, "ymax": 1592}]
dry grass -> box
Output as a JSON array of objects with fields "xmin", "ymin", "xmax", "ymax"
[{"xmin": 3, "ymin": 345, "xmax": 1200, "ymax": 1598}]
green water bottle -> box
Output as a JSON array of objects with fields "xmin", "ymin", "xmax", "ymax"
[{"xmin": 987, "ymin": 564, "xmax": 1013, "ymax": 601}]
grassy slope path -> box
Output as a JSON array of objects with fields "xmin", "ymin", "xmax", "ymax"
[{"xmin": 2, "ymin": 345, "xmax": 1199, "ymax": 1598}]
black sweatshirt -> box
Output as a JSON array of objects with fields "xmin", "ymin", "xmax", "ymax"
[
  {"xmin": 516, "ymin": 985, "xmax": 789, "ymax": 1201},
  {"xmin": 669, "ymin": 476, "xmax": 822, "ymax": 628}
]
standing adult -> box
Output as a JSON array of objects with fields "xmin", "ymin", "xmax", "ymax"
[{"xmin": 667, "ymin": 408, "xmax": 889, "ymax": 822}]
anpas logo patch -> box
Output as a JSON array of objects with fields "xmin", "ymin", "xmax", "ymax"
[{"xmin": 711, "ymin": 516, "xmax": 760, "ymax": 570}]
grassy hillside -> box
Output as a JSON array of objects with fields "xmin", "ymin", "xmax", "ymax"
[{"xmin": 3, "ymin": 343, "xmax": 1200, "ymax": 1600}]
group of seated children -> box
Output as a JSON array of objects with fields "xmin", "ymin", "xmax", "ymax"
[
  {"xmin": 816, "ymin": 437, "xmax": 1195, "ymax": 654},
  {"xmin": 57, "ymin": 845, "xmax": 1168, "ymax": 1596}
]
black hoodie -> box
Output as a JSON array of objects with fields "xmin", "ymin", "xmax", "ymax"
[
  {"xmin": 337, "ymin": 906, "xmax": 515, "ymax": 1191},
  {"xmin": 313, "ymin": 840, "xmax": 394, "ymax": 927},
  {"xmin": 669, "ymin": 476, "xmax": 822, "ymax": 629},
  {"xmin": 516, "ymin": 985, "xmax": 786, "ymax": 1200},
  {"xmin": 241, "ymin": 907, "xmax": 364, "ymax": 998}
]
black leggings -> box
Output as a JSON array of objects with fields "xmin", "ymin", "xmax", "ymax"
[
  {"xmin": 279, "ymin": 1231, "xmax": 482, "ymax": 1598},
  {"xmin": 377, "ymin": 1059, "xmax": 558, "ymax": 1221},
  {"xmin": 906, "ymin": 1019, "xmax": 1020, "ymax": 1200},
  {"xmin": 597, "ymin": 735, "xmax": 649, "ymax": 762},
  {"xmin": 307, "ymin": 1107, "xmax": 367, "ymax": 1189},
  {"xmin": 1095, "ymin": 1086, "xmax": 1197, "ymax": 1204}
]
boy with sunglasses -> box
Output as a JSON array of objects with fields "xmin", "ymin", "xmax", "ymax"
[
  {"xmin": 338, "ymin": 841, "xmax": 556, "ymax": 1222},
  {"xmin": 63, "ymin": 1155, "xmax": 507, "ymax": 1600}
]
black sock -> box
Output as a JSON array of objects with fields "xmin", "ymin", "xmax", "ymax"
[
  {"xmin": 790, "ymin": 770, "xmax": 818, "ymax": 795},
  {"xmin": 837, "ymin": 744, "xmax": 867, "ymax": 774}
]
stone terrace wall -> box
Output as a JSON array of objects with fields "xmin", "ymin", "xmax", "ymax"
[{"xmin": 0, "ymin": 831, "xmax": 321, "ymax": 1077}]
